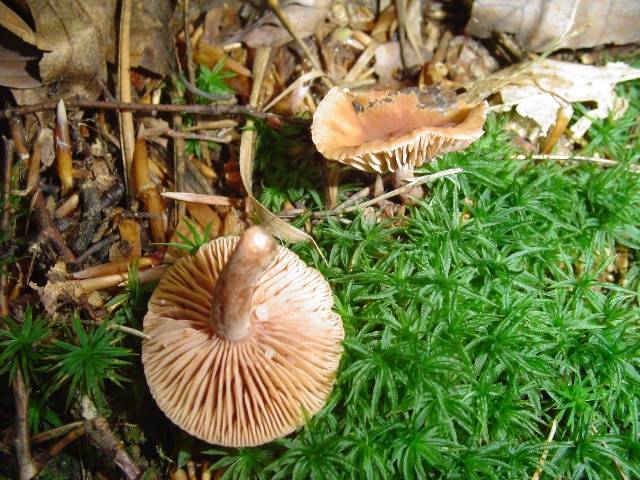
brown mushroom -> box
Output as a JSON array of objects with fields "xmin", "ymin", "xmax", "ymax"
[
  {"xmin": 311, "ymin": 86, "xmax": 488, "ymax": 192},
  {"xmin": 142, "ymin": 226, "xmax": 344, "ymax": 447}
]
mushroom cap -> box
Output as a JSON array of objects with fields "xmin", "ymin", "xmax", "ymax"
[
  {"xmin": 311, "ymin": 87, "xmax": 488, "ymax": 174},
  {"xmin": 142, "ymin": 236, "xmax": 344, "ymax": 447}
]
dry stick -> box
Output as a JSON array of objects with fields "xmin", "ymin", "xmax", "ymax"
[
  {"xmin": 266, "ymin": 0, "xmax": 333, "ymax": 88},
  {"xmin": 108, "ymin": 323, "xmax": 150, "ymax": 340},
  {"xmin": 118, "ymin": 0, "xmax": 135, "ymax": 196},
  {"xmin": 514, "ymin": 154, "xmax": 640, "ymax": 173},
  {"xmin": 1, "ymin": 138, "xmax": 38, "ymax": 480},
  {"xmin": 35, "ymin": 425, "xmax": 87, "ymax": 472},
  {"xmin": 326, "ymin": 168, "xmax": 463, "ymax": 216},
  {"xmin": 75, "ymin": 234, "xmax": 120, "ymax": 264},
  {"xmin": 31, "ymin": 422, "xmax": 84, "ymax": 445},
  {"xmin": 0, "ymin": 101, "xmax": 309, "ymax": 125},
  {"xmin": 183, "ymin": 0, "xmax": 196, "ymax": 85},
  {"xmin": 531, "ymin": 418, "xmax": 558, "ymax": 480},
  {"xmin": 73, "ymin": 256, "xmax": 155, "ymax": 279},
  {"xmin": 84, "ymin": 416, "xmax": 141, "ymax": 480},
  {"xmin": 30, "ymin": 189, "xmax": 77, "ymax": 264},
  {"xmin": 173, "ymin": 109, "xmax": 187, "ymax": 224}
]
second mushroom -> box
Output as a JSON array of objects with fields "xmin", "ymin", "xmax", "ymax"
[{"xmin": 311, "ymin": 86, "xmax": 488, "ymax": 196}]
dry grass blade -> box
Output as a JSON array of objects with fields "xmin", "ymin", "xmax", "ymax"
[{"xmin": 118, "ymin": 0, "xmax": 135, "ymax": 196}]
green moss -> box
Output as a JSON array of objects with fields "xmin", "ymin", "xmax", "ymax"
[{"xmin": 206, "ymin": 77, "xmax": 640, "ymax": 479}]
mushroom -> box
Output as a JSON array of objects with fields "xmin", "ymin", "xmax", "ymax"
[
  {"xmin": 311, "ymin": 86, "xmax": 488, "ymax": 195},
  {"xmin": 142, "ymin": 226, "xmax": 344, "ymax": 447}
]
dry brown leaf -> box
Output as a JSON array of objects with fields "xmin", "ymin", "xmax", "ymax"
[
  {"xmin": 466, "ymin": 0, "xmax": 640, "ymax": 52},
  {"xmin": 126, "ymin": 0, "xmax": 174, "ymax": 76},
  {"xmin": 237, "ymin": 0, "xmax": 333, "ymax": 48},
  {"xmin": 25, "ymin": 0, "xmax": 114, "ymax": 99},
  {"xmin": 0, "ymin": 2, "xmax": 37, "ymax": 45},
  {"xmin": 4, "ymin": 0, "xmax": 172, "ymax": 104},
  {"xmin": 0, "ymin": 42, "xmax": 41, "ymax": 89}
]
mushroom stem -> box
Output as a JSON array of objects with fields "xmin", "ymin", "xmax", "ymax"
[
  {"xmin": 392, "ymin": 163, "xmax": 424, "ymax": 201},
  {"xmin": 210, "ymin": 226, "xmax": 277, "ymax": 341}
]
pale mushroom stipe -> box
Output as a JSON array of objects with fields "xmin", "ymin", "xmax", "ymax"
[
  {"xmin": 142, "ymin": 226, "xmax": 344, "ymax": 447},
  {"xmin": 311, "ymin": 86, "xmax": 488, "ymax": 188}
]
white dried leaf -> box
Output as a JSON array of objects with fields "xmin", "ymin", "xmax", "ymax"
[{"xmin": 497, "ymin": 60, "xmax": 640, "ymax": 136}]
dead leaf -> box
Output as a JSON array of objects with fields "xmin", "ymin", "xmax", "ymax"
[
  {"xmin": 497, "ymin": 60, "xmax": 640, "ymax": 137},
  {"xmin": 25, "ymin": 0, "xmax": 114, "ymax": 99},
  {"xmin": 0, "ymin": 42, "xmax": 41, "ymax": 89},
  {"xmin": 126, "ymin": 0, "xmax": 174, "ymax": 76},
  {"xmin": 466, "ymin": 0, "xmax": 640, "ymax": 52},
  {"xmin": 236, "ymin": 0, "xmax": 333, "ymax": 48},
  {"xmin": 0, "ymin": 2, "xmax": 37, "ymax": 45}
]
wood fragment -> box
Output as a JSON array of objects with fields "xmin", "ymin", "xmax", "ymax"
[
  {"xmin": 75, "ymin": 234, "xmax": 121, "ymax": 264},
  {"xmin": 118, "ymin": 219, "xmax": 142, "ymax": 259},
  {"xmin": 85, "ymin": 417, "xmax": 141, "ymax": 480},
  {"xmin": 54, "ymin": 192, "xmax": 79, "ymax": 219},
  {"xmin": 35, "ymin": 425, "xmax": 86, "ymax": 472},
  {"xmin": 73, "ymin": 257, "xmax": 155, "ymax": 279},
  {"xmin": 118, "ymin": 0, "xmax": 135, "ymax": 196},
  {"xmin": 162, "ymin": 191, "xmax": 240, "ymax": 206},
  {"xmin": 133, "ymin": 129, "xmax": 166, "ymax": 244},
  {"xmin": 55, "ymin": 101, "xmax": 73, "ymax": 196},
  {"xmin": 515, "ymin": 154, "xmax": 640, "ymax": 173},
  {"xmin": 30, "ymin": 189, "xmax": 76, "ymax": 264},
  {"xmin": 31, "ymin": 422, "xmax": 85, "ymax": 445}
]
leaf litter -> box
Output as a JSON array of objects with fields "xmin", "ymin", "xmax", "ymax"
[{"xmin": 0, "ymin": 0, "xmax": 639, "ymax": 478}]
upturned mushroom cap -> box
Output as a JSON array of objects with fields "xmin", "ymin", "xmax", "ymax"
[
  {"xmin": 311, "ymin": 86, "xmax": 488, "ymax": 174},
  {"xmin": 142, "ymin": 227, "xmax": 344, "ymax": 447}
]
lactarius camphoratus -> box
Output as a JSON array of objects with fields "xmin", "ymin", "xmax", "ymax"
[
  {"xmin": 311, "ymin": 86, "xmax": 488, "ymax": 196},
  {"xmin": 142, "ymin": 226, "xmax": 344, "ymax": 447}
]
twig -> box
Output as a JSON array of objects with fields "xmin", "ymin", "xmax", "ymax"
[
  {"xmin": 76, "ymin": 234, "xmax": 120, "ymax": 264},
  {"xmin": 326, "ymin": 168, "xmax": 462, "ymax": 215},
  {"xmin": 0, "ymin": 101, "xmax": 309, "ymax": 125},
  {"xmin": 12, "ymin": 372, "xmax": 38, "ymax": 479},
  {"xmin": 118, "ymin": 0, "xmax": 135, "ymax": 196},
  {"xmin": 30, "ymin": 189, "xmax": 77, "ymax": 264},
  {"xmin": 277, "ymin": 169, "xmax": 462, "ymax": 219},
  {"xmin": 161, "ymin": 191, "xmax": 240, "ymax": 207},
  {"xmin": 83, "ymin": 411, "xmax": 141, "ymax": 480},
  {"xmin": 183, "ymin": 0, "xmax": 196, "ymax": 86},
  {"xmin": 531, "ymin": 418, "xmax": 557, "ymax": 480},
  {"xmin": 31, "ymin": 422, "xmax": 84, "ymax": 445},
  {"xmin": 35, "ymin": 425, "xmax": 86, "ymax": 471},
  {"xmin": 515, "ymin": 154, "xmax": 640, "ymax": 173},
  {"xmin": 2, "ymin": 138, "xmax": 37, "ymax": 479},
  {"xmin": 108, "ymin": 323, "xmax": 150, "ymax": 340},
  {"xmin": 173, "ymin": 110, "xmax": 187, "ymax": 224}
]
